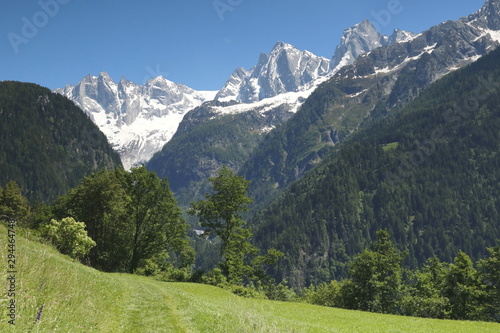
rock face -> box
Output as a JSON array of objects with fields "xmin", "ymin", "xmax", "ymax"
[
  {"xmin": 466, "ymin": 0, "xmax": 500, "ymax": 30},
  {"xmin": 215, "ymin": 42, "xmax": 331, "ymax": 103},
  {"xmin": 216, "ymin": 21, "xmax": 415, "ymax": 104},
  {"xmin": 55, "ymin": 73, "xmax": 216, "ymax": 169},
  {"xmin": 330, "ymin": 20, "xmax": 415, "ymax": 71}
]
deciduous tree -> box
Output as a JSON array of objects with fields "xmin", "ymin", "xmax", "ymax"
[
  {"xmin": 40, "ymin": 217, "xmax": 96, "ymax": 260},
  {"xmin": 124, "ymin": 166, "xmax": 189, "ymax": 273},
  {"xmin": 189, "ymin": 165, "xmax": 257, "ymax": 284},
  {"xmin": 478, "ymin": 246, "xmax": 500, "ymax": 322}
]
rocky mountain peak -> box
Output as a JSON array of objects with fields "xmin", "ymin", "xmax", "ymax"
[
  {"xmin": 331, "ymin": 19, "xmax": 386, "ymax": 70},
  {"xmin": 388, "ymin": 29, "xmax": 416, "ymax": 44},
  {"xmin": 55, "ymin": 74, "xmax": 216, "ymax": 169},
  {"xmin": 215, "ymin": 42, "xmax": 330, "ymax": 103},
  {"xmin": 331, "ymin": 19, "xmax": 415, "ymax": 71},
  {"xmin": 466, "ymin": 0, "xmax": 500, "ymax": 30}
]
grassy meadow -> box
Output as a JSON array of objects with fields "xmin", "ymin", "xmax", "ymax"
[{"xmin": 1, "ymin": 224, "xmax": 499, "ymax": 332}]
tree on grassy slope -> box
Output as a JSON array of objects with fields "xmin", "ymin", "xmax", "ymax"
[
  {"xmin": 444, "ymin": 251, "xmax": 486, "ymax": 320},
  {"xmin": 401, "ymin": 256, "xmax": 450, "ymax": 318},
  {"xmin": 58, "ymin": 169, "xmax": 131, "ymax": 271},
  {"xmin": 40, "ymin": 217, "xmax": 96, "ymax": 260},
  {"xmin": 190, "ymin": 165, "xmax": 283, "ymax": 285},
  {"xmin": 0, "ymin": 181, "xmax": 29, "ymax": 222},
  {"xmin": 478, "ymin": 246, "xmax": 500, "ymax": 322},
  {"xmin": 349, "ymin": 230, "xmax": 405, "ymax": 314},
  {"xmin": 56, "ymin": 166, "xmax": 192, "ymax": 273},
  {"xmin": 124, "ymin": 166, "xmax": 190, "ymax": 273},
  {"xmin": 189, "ymin": 165, "xmax": 255, "ymax": 284}
]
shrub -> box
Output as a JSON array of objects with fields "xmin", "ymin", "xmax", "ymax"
[{"xmin": 40, "ymin": 217, "xmax": 96, "ymax": 260}]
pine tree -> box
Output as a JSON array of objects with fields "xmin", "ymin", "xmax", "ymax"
[
  {"xmin": 444, "ymin": 251, "xmax": 486, "ymax": 320},
  {"xmin": 0, "ymin": 181, "xmax": 29, "ymax": 222},
  {"xmin": 349, "ymin": 230, "xmax": 405, "ymax": 313}
]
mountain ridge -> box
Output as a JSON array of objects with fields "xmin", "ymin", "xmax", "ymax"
[
  {"xmin": 57, "ymin": 18, "xmax": 411, "ymax": 169},
  {"xmin": 239, "ymin": 0, "xmax": 500, "ymax": 207},
  {"xmin": 55, "ymin": 73, "xmax": 217, "ymax": 169},
  {"xmin": 251, "ymin": 44, "xmax": 500, "ymax": 288},
  {"xmin": 0, "ymin": 81, "xmax": 122, "ymax": 202}
]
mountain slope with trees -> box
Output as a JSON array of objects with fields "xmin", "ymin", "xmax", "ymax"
[
  {"xmin": 0, "ymin": 81, "xmax": 122, "ymax": 202},
  {"xmin": 251, "ymin": 45, "xmax": 500, "ymax": 288},
  {"xmin": 147, "ymin": 100, "xmax": 295, "ymax": 206},
  {"xmin": 240, "ymin": 3, "xmax": 500, "ymax": 209},
  {"xmin": 149, "ymin": 0, "xmax": 500, "ymax": 213}
]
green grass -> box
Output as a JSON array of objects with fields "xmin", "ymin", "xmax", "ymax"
[
  {"xmin": 382, "ymin": 142, "xmax": 400, "ymax": 151},
  {"xmin": 1, "ymin": 224, "xmax": 500, "ymax": 332}
]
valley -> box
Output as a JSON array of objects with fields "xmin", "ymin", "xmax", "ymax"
[{"xmin": 1, "ymin": 0, "xmax": 500, "ymax": 330}]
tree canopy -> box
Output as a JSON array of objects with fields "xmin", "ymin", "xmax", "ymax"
[{"xmin": 54, "ymin": 166, "xmax": 192, "ymax": 273}]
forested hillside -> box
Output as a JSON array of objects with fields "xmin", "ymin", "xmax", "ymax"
[
  {"xmin": 240, "ymin": 15, "xmax": 499, "ymax": 209},
  {"xmin": 0, "ymin": 81, "xmax": 122, "ymax": 202},
  {"xmin": 251, "ymin": 46, "xmax": 500, "ymax": 288},
  {"xmin": 147, "ymin": 100, "xmax": 294, "ymax": 206}
]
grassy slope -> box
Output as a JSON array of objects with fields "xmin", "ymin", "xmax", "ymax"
[{"xmin": 1, "ymin": 225, "xmax": 499, "ymax": 332}]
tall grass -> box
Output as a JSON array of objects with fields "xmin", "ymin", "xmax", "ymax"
[
  {"xmin": 0, "ymin": 225, "xmax": 124, "ymax": 331},
  {"xmin": 1, "ymin": 224, "xmax": 500, "ymax": 332},
  {"xmin": 160, "ymin": 283, "xmax": 500, "ymax": 333}
]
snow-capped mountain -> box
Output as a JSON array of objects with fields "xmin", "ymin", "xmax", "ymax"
[
  {"xmin": 217, "ymin": 21, "xmax": 415, "ymax": 104},
  {"xmin": 55, "ymin": 73, "xmax": 216, "ymax": 169},
  {"xmin": 215, "ymin": 42, "xmax": 331, "ymax": 103},
  {"xmin": 466, "ymin": 0, "xmax": 500, "ymax": 30},
  {"xmin": 58, "ymin": 19, "xmax": 391, "ymax": 169},
  {"xmin": 341, "ymin": 1, "xmax": 500, "ymax": 91},
  {"xmin": 58, "ymin": 0, "xmax": 499, "ymax": 173},
  {"xmin": 331, "ymin": 19, "xmax": 416, "ymax": 71}
]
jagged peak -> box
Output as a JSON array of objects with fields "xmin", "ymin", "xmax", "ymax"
[
  {"xmin": 465, "ymin": 0, "xmax": 500, "ymax": 30},
  {"xmin": 98, "ymin": 72, "xmax": 112, "ymax": 80},
  {"xmin": 82, "ymin": 73, "xmax": 97, "ymax": 82},
  {"xmin": 388, "ymin": 29, "xmax": 417, "ymax": 44},
  {"xmin": 356, "ymin": 19, "xmax": 377, "ymax": 30},
  {"xmin": 342, "ymin": 19, "xmax": 379, "ymax": 39},
  {"xmin": 272, "ymin": 41, "xmax": 296, "ymax": 51},
  {"xmin": 331, "ymin": 19, "xmax": 386, "ymax": 71},
  {"xmin": 233, "ymin": 67, "xmax": 249, "ymax": 75}
]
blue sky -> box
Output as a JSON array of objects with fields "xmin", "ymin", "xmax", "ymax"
[{"xmin": 1, "ymin": 0, "xmax": 486, "ymax": 91}]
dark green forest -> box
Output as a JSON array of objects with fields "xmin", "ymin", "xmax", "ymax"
[
  {"xmin": 147, "ymin": 101, "xmax": 294, "ymax": 207},
  {"xmin": 251, "ymin": 46, "xmax": 500, "ymax": 288},
  {"xmin": 0, "ymin": 81, "xmax": 122, "ymax": 202}
]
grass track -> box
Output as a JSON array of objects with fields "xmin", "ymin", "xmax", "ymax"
[
  {"xmin": 113, "ymin": 274, "xmax": 186, "ymax": 332},
  {"xmin": 1, "ymin": 225, "xmax": 500, "ymax": 332}
]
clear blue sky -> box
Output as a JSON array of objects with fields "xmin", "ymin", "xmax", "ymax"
[{"xmin": 0, "ymin": 0, "xmax": 486, "ymax": 91}]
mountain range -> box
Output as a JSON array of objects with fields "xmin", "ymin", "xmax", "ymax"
[
  {"xmin": 56, "ymin": 20, "xmax": 416, "ymax": 169},
  {"xmin": 147, "ymin": 0, "xmax": 500, "ymax": 208},
  {"xmin": 56, "ymin": 1, "xmax": 500, "ymax": 176},
  {"xmin": 55, "ymin": 74, "xmax": 216, "ymax": 169},
  {"xmin": 252, "ymin": 42, "xmax": 500, "ymax": 288},
  {"xmin": 134, "ymin": 0, "xmax": 500, "ymax": 277}
]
